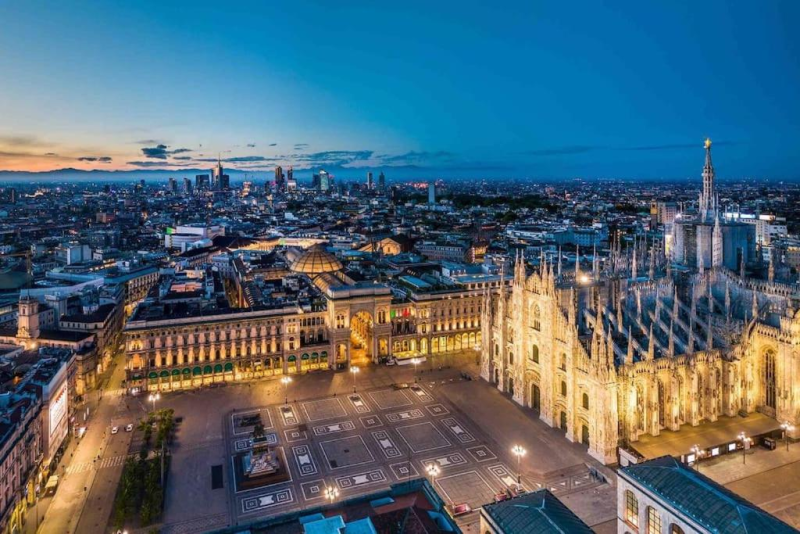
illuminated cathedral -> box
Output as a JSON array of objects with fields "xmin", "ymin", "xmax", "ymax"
[{"xmin": 481, "ymin": 143, "xmax": 800, "ymax": 465}]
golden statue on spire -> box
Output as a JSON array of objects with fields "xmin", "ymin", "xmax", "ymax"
[{"xmin": 704, "ymin": 138, "xmax": 712, "ymax": 150}]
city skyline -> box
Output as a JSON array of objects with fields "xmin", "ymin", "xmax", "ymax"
[{"xmin": 2, "ymin": 1, "xmax": 800, "ymax": 180}]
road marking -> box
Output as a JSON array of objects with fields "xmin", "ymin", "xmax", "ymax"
[{"xmin": 66, "ymin": 454, "xmax": 134, "ymax": 474}]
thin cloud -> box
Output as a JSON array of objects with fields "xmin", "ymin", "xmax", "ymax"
[
  {"xmin": 0, "ymin": 135, "xmax": 43, "ymax": 147},
  {"xmin": 127, "ymin": 160, "xmax": 192, "ymax": 167},
  {"xmin": 247, "ymin": 143, "xmax": 256, "ymax": 148},
  {"xmin": 269, "ymin": 143, "xmax": 278, "ymax": 147},
  {"xmin": 140, "ymin": 144, "xmax": 193, "ymax": 159},
  {"xmin": 381, "ymin": 151, "xmax": 455, "ymax": 164},
  {"xmin": 78, "ymin": 156, "xmax": 113, "ymax": 163}
]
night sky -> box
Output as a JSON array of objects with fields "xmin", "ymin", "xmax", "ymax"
[{"xmin": 1, "ymin": 1, "xmax": 798, "ymax": 180}]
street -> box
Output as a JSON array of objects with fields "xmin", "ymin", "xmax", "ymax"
[{"xmin": 33, "ymin": 347, "xmax": 140, "ymax": 534}]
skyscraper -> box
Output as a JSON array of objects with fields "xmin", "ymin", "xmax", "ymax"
[
  {"xmin": 212, "ymin": 156, "xmax": 229, "ymax": 190},
  {"xmin": 275, "ymin": 166, "xmax": 285, "ymax": 191},
  {"xmin": 428, "ymin": 182, "xmax": 436, "ymax": 206},
  {"xmin": 183, "ymin": 177, "xmax": 193, "ymax": 196},
  {"xmin": 313, "ymin": 170, "xmax": 331, "ymax": 191},
  {"xmin": 367, "ymin": 171, "xmax": 374, "ymax": 190},
  {"xmin": 195, "ymin": 174, "xmax": 210, "ymax": 190},
  {"xmin": 168, "ymin": 177, "xmax": 178, "ymax": 193},
  {"xmin": 287, "ymin": 167, "xmax": 296, "ymax": 192},
  {"xmin": 378, "ymin": 171, "xmax": 385, "ymax": 191}
]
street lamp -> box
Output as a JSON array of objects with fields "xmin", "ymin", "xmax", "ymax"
[
  {"xmin": 350, "ymin": 365, "xmax": 360, "ymax": 394},
  {"xmin": 511, "ymin": 445, "xmax": 526, "ymax": 492},
  {"xmin": 325, "ymin": 485, "xmax": 339, "ymax": 504},
  {"xmin": 738, "ymin": 432, "xmax": 752, "ymax": 464},
  {"xmin": 781, "ymin": 422, "xmax": 795, "ymax": 452},
  {"xmin": 426, "ymin": 463, "xmax": 440, "ymax": 487},
  {"xmin": 690, "ymin": 444, "xmax": 703, "ymax": 472},
  {"xmin": 281, "ymin": 376, "xmax": 292, "ymax": 405},
  {"xmin": 148, "ymin": 392, "xmax": 160, "ymax": 413},
  {"xmin": 411, "ymin": 357, "xmax": 420, "ymax": 382}
]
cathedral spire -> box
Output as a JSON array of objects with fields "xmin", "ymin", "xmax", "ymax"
[
  {"xmin": 557, "ymin": 246, "xmax": 562, "ymax": 278},
  {"xmin": 712, "ymin": 213, "xmax": 723, "ymax": 268},
  {"xmin": 768, "ymin": 249, "xmax": 775, "ymax": 283},
  {"xmin": 700, "ymin": 138, "xmax": 716, "ymax": 221},
  {"xmin": 667, "ymin": 320, "xmax": 675, "ymax": 357},
  {"xmin": 625, "ymin": 325, "xmax": 634, "ymax": 365},
  {"xmin": 646, "ymin": 322, "xmax": 655, "ymax": 361}
]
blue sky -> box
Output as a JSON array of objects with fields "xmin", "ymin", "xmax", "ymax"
[{"xmin": 0, "ymin": 1, "xmax": 798, "ymax": 179}]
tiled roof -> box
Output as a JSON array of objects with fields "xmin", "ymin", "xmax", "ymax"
[
  {"xmin": 482, "ymin": 489, "xmax": 593, "ymax": 534},
  {"xmin": 621, "ymin": 456, "xmax": 797, "ymax": 534}
]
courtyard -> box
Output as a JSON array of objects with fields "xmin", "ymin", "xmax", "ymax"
[{"xmin": 150, "ymin": 358, "xmax": 615, "ymax": 533}]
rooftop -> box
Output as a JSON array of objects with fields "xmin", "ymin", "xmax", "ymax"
[
  {"xmin": 620, "ymin": 455, "xmax": 797, "ymax": 534},
  {"xmin": 481, "ymin": 489, "xmax": 593, "ymax": 534}
]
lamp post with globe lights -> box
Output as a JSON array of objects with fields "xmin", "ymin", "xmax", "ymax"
[
  {"xmin": 281, "ymin": 376, "xmax": 292, "ymax": 405},
  {"xmin": 511, "ymin": 445, "xmax": 526, "ymax": 492},
  {"xmin": 350, "ymin": 365, "xmax": 360, "ymax": 394},
  {"xmin": 148, "ymin": 392, "xmax": 160, "ymax": 413},
  {"xmin": 690, "ymin": 444, "xmax": 703, "ymax": 472},
  {"xmin": 426, "ymin": 463, "xmax": 440, "ymax": 486},
  {"xmin": 782, "ymin": 422, "xmax": 795, "ymax": 452},
  {"xmin": 325, "ymin": 485, "xmax": 339, "ymax": 504},
  {"xmin": 738, "ymin": 432, "xmax": 752, "ymax": 464}
]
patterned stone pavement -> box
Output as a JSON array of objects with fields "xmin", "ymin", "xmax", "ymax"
[{"xmin": 224, "ymin": 380, "xmax": 605, "ymax": 526}]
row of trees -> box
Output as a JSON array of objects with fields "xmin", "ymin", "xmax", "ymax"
[{"xmin": 113, "ymin": 408, "xmax": 175, "ymax": 530}]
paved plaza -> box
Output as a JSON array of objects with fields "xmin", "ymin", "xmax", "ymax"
[
  {"xmin": 223, "ymin": 379, "xmax": 610, "ymax": 528},
  {"xmin": 144, "ymin": 357, "xmax": 615, "ymax": 533}
]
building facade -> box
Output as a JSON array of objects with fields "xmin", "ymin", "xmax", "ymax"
[
  {"xmin": 481, "ymin": 252, "xmax": 800, "ymax": 465},
  {"xmin": 125, "ymin": 248, "xmax": 491, "ymax": 393}
]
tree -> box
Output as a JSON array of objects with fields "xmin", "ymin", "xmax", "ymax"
[{"xmin": 252, "ymin": 422, "xmax": 266, "ymax": 441}]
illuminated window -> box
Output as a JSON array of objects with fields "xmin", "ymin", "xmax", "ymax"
[
  {"xmin": 647, "ymin": 507, "xmax": 661, "ymax": 534},
  {"xmin": 624, "ymin": 490, "xmax": 639, "ymax": 527},
  {"xmin": 530, "ymin": 345, "xmax": 539, "ymax": 363}
]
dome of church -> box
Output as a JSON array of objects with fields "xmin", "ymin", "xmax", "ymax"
[{"xmin": 290, "ymin": 246, "xmax": 343, "ymax": 274}]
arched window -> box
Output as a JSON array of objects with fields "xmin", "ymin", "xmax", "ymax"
[
  {"xmin": 582, "ymin": 393, "xmax": 589, "ymax": 410},
  {"xmin": 647, "ymin": 506, "xmax": 661, "ymax": 534},
  {"xmin": 532, "ymin": 305, "xmax": 541, "ymax": 331},
  {"xmin": 764, "ymin": 350, "xmax": 776, "ymax": 410},
  {"xmin": 509, "ymin": 352, "xmax": 514, "ymax": 366},
  {"xmin": 560, "ymin": 353, "xmax": 567, "ymax": 371},
  {"xmin": 624, "ymin": 490, "xmax": 639, "ymax": 527},
  {"xmin": 670, "ymin": 524, "xmax": 686, "ymax": 534},
  {"xmin": 530, "ymin": 345, "xmax": 539, "ymax": 363},
  {"xmin": 561, "ymin": 381, "xmax": 567, "ymax": 396}
]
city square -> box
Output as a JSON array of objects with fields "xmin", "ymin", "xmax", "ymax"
[
  {"xmin": 1, "ymin": 3, "xmax": 799, "ymax": 533},
  {"xmin": 152, "ymin": 359, "xmax": 615, "ymax": 532}
]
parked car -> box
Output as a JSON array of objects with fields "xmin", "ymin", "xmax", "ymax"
[
  {"xmin": 111, "ymin": 426, "xmax": 119, "ymax": 434},
  {"xmin": 125, "ymin": 424, "xmax": 133, "ymax": 432}
]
